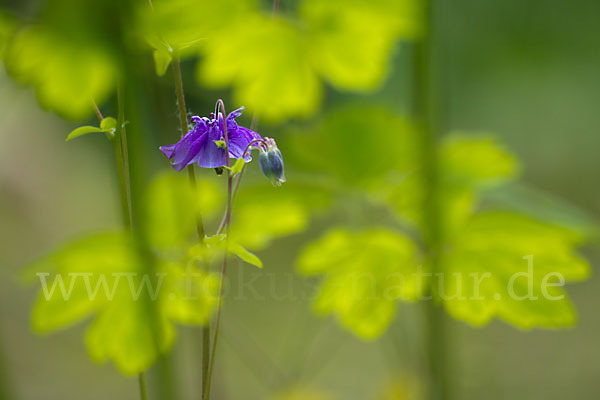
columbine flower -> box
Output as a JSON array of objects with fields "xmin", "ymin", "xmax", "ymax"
[
  {"xmin": 259, "ymin": 138, "xmax": 286, "ymax": 186},
  {"xmin": 159, "ymin": 106, "xmax": 261, "ymax": 171}
]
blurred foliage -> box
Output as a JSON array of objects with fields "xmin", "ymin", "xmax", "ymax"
[
  {"xmin": 289, "ymin": 105, "xmax": 591, "ymax": 337},
  {"xmin": 1, "ymin": 0, "xmax": 421, "ymax": 121},
  {"xmin": 196, "ymin": 0, "xmax": 422, "ymax": 122},
  {"xmin": 2, "ymin": 0, "xmax": 595, "ymax": 387},
  {"xmin": 442, "ymin": 212, "xmax": 589, "ymax": 328},
  {"xmin": 3, "ymin": 0, "xmax": 118, "ymax": 120},
  {"xmin": 21, "ymin": 230, "xmax": 219, "ymax": 375},
  {"xmin": 298, "ymin": 228, "xmax": 422, "ymax": 339},
  {"xmin": 135, "ymin": 0, "xmax": 255, "ymax": 75},
  {"xmin": 21, "ymin": 166, "xmax": 318, "ymax": 374},
  {"xmin": 0, "ymin": 10, "xmax": 16, "ymax": 59}
]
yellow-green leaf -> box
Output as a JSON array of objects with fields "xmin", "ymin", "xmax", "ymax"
[
  {"xmin": 66, "ymin": 125, "xmax": 105, "ymax": 141},
  {"xmin": 153, "ymin": 48, "xmax": 172, "ymax": 76},
  {"xmin": 441, "ymin": 212, "xmax": 590, "ymax": 329},
  {"xmin": 4, "ymin": 27, "xmax": 117, "ymax": 120},
  {"xmin": 197, "ymin": 15, "xmax": 320, "ymax": 123},
  {"xmin": 145, "ymin": 171, "xmax": 222, "ymax": 251},
  {"xmin": 230, "ymin": 157, "xmax": 245, "ymax": 176},
  {"xmin": 297, "ymin": 228, "xmax": 423, "ymax": 339},
  {"xmin": 303, "ymin": 0, "xmax": 423, "ymax": 90},
  {"xmin": 203, "ymin": 234, "xmax": 263, "ymax": 268},
  {"xmin": 100, "ymin": 116, "xmax": 117, "ymax": 132},
  {"xmin": 26, "ymin": 229, "xmax": 220, "ymax": 375},
  {"xmin": 441, "ymin": 134, "xmax": 520, "ymax": 187},
  {"xmin": 232, "ymin": 183, "xmax": 311, "ymax": 250}
]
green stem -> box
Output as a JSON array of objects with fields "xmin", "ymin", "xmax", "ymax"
[
  {"xmin": 114, "ymin": 84, "xmax": 132, "ymax": 230},
  {"xmin": 172, "ymin": 55, "xmax": 210, "ymax": 397},
  {"xmin": 93, "ymin": 100, "xmax": 104, "ymax": 121},
  {"xmin": 100, "ymin": 88, "xmax": 141, "ymax": 397},
  {"xmin": 414, "ymin": 1, "xmax": 449, "ymax": 399},
  {"xmin": 115, "ymin": 87, "xmax": 147, "ymax": 399},
  {"xmin": 139, "ymin": 371, "xmax": 148, "ymax": 400},
  {"xmin": 203, "ymin": 100, "xmax": 232, "ymax": 400}
]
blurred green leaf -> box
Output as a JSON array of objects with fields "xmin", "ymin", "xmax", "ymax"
[
  {"xmin": 24, "ymin": 170, "xmax": 229, "ymax": 374},
  {"xmin": 152, "ymin": 48, "xmax": 172, "ymax": 76},
  {"xmin": 197, "ymin": 0, "xmax": 421, "ymax": 122},
  {"xmin": 4, "ymin": 27, "xmax": 117, "ymax": 120},
  {"xmin": 297, "ymin": 228, "xmax": 423, "ymax": 339},
  {"xmin": 136, "ymin": 0, "xmax": 255, "ymax": 75},
  {"xmin": 384, "ymin": 133, "xmax": 520, "ymax": 237},
  {"xmin": 284, "ymin": 105, "xmax": 418, "ymax": 187},
  {"xmin": 203, "ymin": 234, "xmax": 263, "ymax": 268},
  {"xmin": 66, "ymin": 125, "xmax": 105, "ymax": 141},
  {"xmin": 198, "ymin": 15, "xmax": 320, "ymax": 122},
  {"xmin": 25, "ymin": 231, "xmax": 136, "ymax": 332},
  {"xmin": 160, "ymin": 261, "xmax": 219, "ymax": 325},
  {"xmin": 302, "ymin": 0, "xmax": 422, "ymax": 90},
  {"xmin": 441, "ymin": 212, "xmax": 590, "ymax": 329},
  {"xmin": 25, "ymin": 229, "xmax": 219, "ymax": 375},
  {"xmin": 85, "ymin": 289, "xmax": 174, "ymax": 376},
  {"xmin": 440, "ymin": 134, "xmax": 520, "ymax": 187},
  {"xmin": 145, "ymin": 171, "xmax": 222, "ymax": 252},
  {"xmin": 232, "ymin": 183, "xmax": 313, "ymax": 250},
  {"xmin": 482, "ymin": 182, "xmax": 600, "ymax": 239}
]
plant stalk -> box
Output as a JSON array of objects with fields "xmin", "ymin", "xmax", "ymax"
[
  {"xmin": 139, "ymin": 372, "xmax": 149, "ymax": 400},
  {"xmin": 115, "ymin": 86, "xmax": 148, "ymax": 399},
  {"xmin": 114, "ymin": 84, "xmax": 133, "ymax": 231},
  {"xmin": 414, "ymin": 0, "xmax": 449, "ymax": 399},
  {"xmin": 100, "ymin": 87, "xmax": 142, "ymax": 397},
  {"xmin": 203, "ymin": 100, "xmax": 233, "ymax": 400},
  {"xmin": 172, "ymin": 55, "xmax": 211, "ymax": 398}
]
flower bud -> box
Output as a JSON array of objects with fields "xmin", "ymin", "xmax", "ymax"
[{"xmin": 259, "ymin": 138, "xmax": 286, "ymax": 186}]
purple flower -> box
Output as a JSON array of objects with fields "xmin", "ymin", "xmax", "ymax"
[{"xmin": 160, "ymin": 106, "xmax": 261, "ymax": 171}]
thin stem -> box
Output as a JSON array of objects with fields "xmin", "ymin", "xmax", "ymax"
[
  {"xmin": 139, "ymin": 372, "xmax": 148, "ymax": 400},
  {"xmin": 414, "ymin": 1, "xmax": 449, "ymax": 399},
  {"xmin": 172, "ymin": 55, "xmax": 209, "ymax": 397},
  {"xmin": 92, "ymin": 100, "xmax": 104, "ymax": 121},
  {"xmin": 115, "ymin": 86, "xmax": 146, "ymax": 399},
  {"xmin": 272, "ymin": 0, "xmax": 280, "ymax": 16},
  {"xmin": 203, "ymin": 100, "xmax": 232, "ymax": 400},
  {"xmin": 117, "ymin": 84, "xmax": 132, "ymax": 229},
  {"xmin": 215, "ymin": 138, "xmax": 265, "ymax": 234},
  {"xmin": 101, "ymin": 88, "xmax": 140, "ymax": 396},
  {"xmin": 173, "ymin": 56, "xmax": 189, "ymax": 139},
  {"xmin": 112, "ymin": 87, "xmax": 132, "ymax": 231}
]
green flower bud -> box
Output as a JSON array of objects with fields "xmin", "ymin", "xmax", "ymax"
[{"xmin": 259, "ymin": 138, "xmax": 286, "ymax": 186}]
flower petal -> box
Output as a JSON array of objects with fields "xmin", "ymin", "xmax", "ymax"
[
  {"xmin": 159, "ymin": 144, "xmax": 177, "ymax": 159},
  {"xmin": 170, "ymin": 131, "xmax": 206, "ymax": 171},
  {"xmin": 228, "ymin": 106, "xmax": 245, "ymax": 120},
  {"xmin": 229, "ymin": 126, "xmax": 262, "ymax": 161},
  {"xmin": 196, "ymin": 125, "xmax": 227, "ymax": 168}
]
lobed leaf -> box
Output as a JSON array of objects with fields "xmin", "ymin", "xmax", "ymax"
[
  {"xmin": 297, "ymin": 228, "xmax": 423, "ymax": 339},
  {"xmin": 4, "ymin": 27, "xmax": 117, "ymax": 120},
  {"xmin": 441, "ymin": 212, "xmax": 590, "ymax": 329}
]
